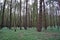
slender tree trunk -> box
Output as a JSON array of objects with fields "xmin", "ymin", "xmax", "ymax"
[
  {"xmin": 31, "ymin": 9, "xmax": 33, "ymax": 27},
  {"xmin": 13, "ymin": 0, "xmax": 16, "ymax": 32},
  {"xmin": 28, "ymin": 11, "xmax": 30, "ymax": 28},
  {"xmin": 55, "ymin": 8, "xmax": 57, "ymax": 27},
  {"xmin": 43, "ymin": 0, "xmax": 47, "ymax": 30},
  {"xmin": 0, "ymin": 3, "xmax": 2, "ymax": 28},
  {"xmin": 51, "ymin": 2, "xmax": 55, "ymax": 28},
  {"xmin": 57, "ymin": 0, "xmax": 60, "ymax": 30},
  {"xmin": 49, "ymin": 2, "xmax": 53, "ymax": 28},
  {"xmin": 57, "ymin": 10, "xmax": 60, "ymax": 30},
  {"xmin": 35, "ymin": 0, "xmax": 38, "ymax": 27},
  {"xmin": 9, "ymin": 0, "xmax": 12, "ymax": 29},
  {"xmin": 6, "ymin": 3, "xmax": 9, "ymax": 27},
  {"xmin": 1, "ymin": 0, "xmax": 6, "ymax": 29},
  {"xmin": 24, "ymin": 0, "xmax": 28, "ymax": 30},
  {"xmin": 37, "ymin": 0, "xmax": 43, "ymax": 32},
  {"xmin": 19, "ymin": 0, "xmax": 22, "ymax": 30}
]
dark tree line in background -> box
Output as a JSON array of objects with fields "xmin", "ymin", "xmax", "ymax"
[{"xmin": 0, "ymin": 0, "xmax": 60, "ymax": 32}]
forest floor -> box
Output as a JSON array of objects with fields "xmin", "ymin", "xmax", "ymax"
[{"xmin": 0, "ymin": 27, "xmax": 60, "ymax": 40}]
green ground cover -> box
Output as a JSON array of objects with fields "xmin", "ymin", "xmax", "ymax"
[{"xmin": 0, "ymin": 27, "xmax": 60, "ymax": 40}]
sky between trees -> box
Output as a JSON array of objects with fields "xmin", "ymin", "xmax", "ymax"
[{"xmin": 0, "ymin": 0, "xmax": 60, "ymax": 15}]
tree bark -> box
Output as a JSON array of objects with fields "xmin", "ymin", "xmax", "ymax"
[
  {"xmin": 1, "ymin": 0, "xmax": 6, "ymax": 29},
  {"xmin": 19, "ymin": 0, "xmax": 22, "ymax": 30},
  {"xmin": 43, "ymin": 0, "xmax": 47, "ymax": 30},
  {"xmin": 9, "ymin": 0, "xmax": 12, "ymax": 29},
  {"xmin": 24, "ymin": 0, "xmax": 28, "ymax": 30},
  {"xmin": 37, "ymin": 0, "xmax": 43, "ymax": 32}
]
